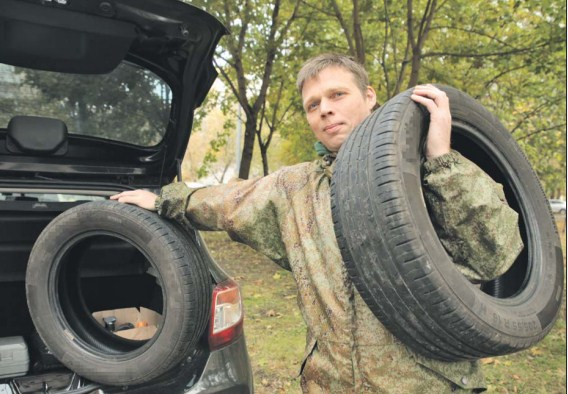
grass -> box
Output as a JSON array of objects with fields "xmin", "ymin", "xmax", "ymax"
[{"xmin": 202, "ymin": 214, "xmax": 566, "ymax": 394}]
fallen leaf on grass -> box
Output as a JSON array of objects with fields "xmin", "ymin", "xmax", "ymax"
[
  {"xmin": 273, "ymin": 272, "xmax": 282, "ymax": 280},
  {"xmin": 529, "ymin": 347, "xmax": 543, "ymax": 356},
  {"xmin": 265, "ymin": 309, "xmax": 283, "ymax": 318}
]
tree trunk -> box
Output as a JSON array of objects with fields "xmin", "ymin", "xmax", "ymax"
[
  {"xmin": 260, "ymin": 145, "xmax": 269, "ymax": 176},
  {"xmin": 408, "ymin": 48, "xmax": 422, "ymax": 87},
  {"xmin": 238, "ymin": 116, "xmax": 257, "ymax": 179},
  {"xmin": 352, "ymin": 0, "xmax": 366, "ymax": 65}
]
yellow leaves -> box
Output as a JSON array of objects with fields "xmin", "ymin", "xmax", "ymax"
[
  {"xmin": 480, "ymin": 357, "xmax": 511, "ymax": 366},
  {"xmin": 529, "ymin": 346, "xmax": 544, "ymax": 356},
  {"xmin": 265, "ymin": 309, "xmax": 283, "ymax": 318},
  {"xmin": 273, "ymin": 272, "xmax": 282, "ymax": 280}
]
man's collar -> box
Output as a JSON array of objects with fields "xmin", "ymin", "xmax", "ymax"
[{"xmin": 314, "ymin": 141, "xmax": 332, "ymax": 156}]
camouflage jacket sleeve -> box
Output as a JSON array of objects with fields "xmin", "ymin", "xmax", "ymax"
[
  {"xmin": 422, "ymin": 150, "xmax": 524, "ymax": 282},
  {"xmin": 155, "ymin": 176, "xmax": 291, "ymax": 270}
]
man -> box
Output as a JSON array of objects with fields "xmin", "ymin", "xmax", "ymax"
[{"xmin": 112, "ymin": 54, "xmax": 522, "ymax": 392}]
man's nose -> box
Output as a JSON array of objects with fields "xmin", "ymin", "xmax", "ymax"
[{"xmin": 319, "ymin": 99, "xmax": 333, "ymax": 117}]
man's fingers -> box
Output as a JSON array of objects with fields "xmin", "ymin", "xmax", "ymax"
[
  {"xmin": 412, "ymin": 85, "xmax": 449, "ymax": 105},
  {"xmin": 410, "ymin": 84, "xmax": 452, "ymax": 160},
  {"xmin": 410, "ymin": 94, "xmax": 437, "ymax": 113},
  {"xmin": 108, "ymin": 190, "xmax": 158, "ymax": 211}
]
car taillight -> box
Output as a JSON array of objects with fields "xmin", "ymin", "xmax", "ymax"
[{"xmin": 208, "ymin": 279, "xmax": 244, "ymax": 350}]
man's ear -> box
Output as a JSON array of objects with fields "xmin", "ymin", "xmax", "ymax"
[{"xmin": 366, "ymin": 86, "xmax": 377, "ymax": 110}]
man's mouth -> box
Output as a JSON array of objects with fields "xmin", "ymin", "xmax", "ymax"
[{"xmin": 323, "ymin": 123, "xmax": 343, "ymax": 132}]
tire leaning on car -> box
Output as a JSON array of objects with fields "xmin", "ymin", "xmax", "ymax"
[
  {"xmin": 331, "ymin": 85, "xmax": 564, "ymax": 361},
  {"xmin": 26, "ymin": 200, "xmax": 211, "ymax": 386}
]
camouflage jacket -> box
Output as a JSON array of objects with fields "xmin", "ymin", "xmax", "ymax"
[{"xmin": 156, "ymin": 150, "xmax": 523, "ymax": 393}]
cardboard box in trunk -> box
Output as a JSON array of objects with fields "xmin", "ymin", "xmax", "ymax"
[{"xmin": 92, "ymin": 307, "xmax": 161, "ymax": 340}]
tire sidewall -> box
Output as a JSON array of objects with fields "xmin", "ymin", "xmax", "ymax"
[{"xmin": 26, "ymin": 201, "xmax": 203, "ymax": 384}]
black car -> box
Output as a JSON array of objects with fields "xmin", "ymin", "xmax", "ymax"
[{"xmin": 0, "ymin": 0, "xmax": 252, "ymax": 393}]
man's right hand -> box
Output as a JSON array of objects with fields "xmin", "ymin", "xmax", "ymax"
[
  {"xmin": 410, "ymin": 84, "xmax": 452, "ymax": 160},
  {"xmin": 110, "ymin": 190, "xmax": 158, "ymax": 211}
]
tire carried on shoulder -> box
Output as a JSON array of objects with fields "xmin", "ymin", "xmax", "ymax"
[
  {"xmin": 26, "ymin": 200, "xmax": 211, "ymax": 386},
  {"xmin": 331, "ymin": 85, "xmax": 563, "ymax": 361}
]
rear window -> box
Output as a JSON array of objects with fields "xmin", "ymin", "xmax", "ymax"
[{"xmin": 0, "ymin": 62, "xmax": 172, "ymax": 146}]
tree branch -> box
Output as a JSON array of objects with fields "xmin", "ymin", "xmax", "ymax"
[
  {"xmin": 214, "ymin": 58, "xmax": 251, "ymax": 118},
  {"xmin": 484, "ymin": 64, "xmax": 529, "ymax": 90},
  {"xmin": 381, "ymin": 0, "xmax": 392, "ymax": 94},
  {"xmin": 422, "ymin": 40, "xmax": 557, "ymax": 58},
  {"xmin": 330, "ymin": 0, "xmax": 355, "ymax": 57},
  {"xmin": 429, "ymin": 26, "xmax": 516, "ymax": 48},
  {"xmin": 510, "ymin": 101, "xmax": 555, "ymax": 135},
  {"xmin": 516, "ymin": 123, "xmax": 567, "ymax": 141}
]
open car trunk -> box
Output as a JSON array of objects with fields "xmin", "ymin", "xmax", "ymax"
[{"xmin": 0, "ymin": 189, "xmax": 223, "ymax": 392}]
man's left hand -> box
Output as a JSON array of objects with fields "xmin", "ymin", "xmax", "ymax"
[
  {"xmin": 410, "ymin": 84, "xmax": 451, "ymax": 160},
  {"xmin": 110, "ymin": 189, "xmax": 158, "ymax": 211}
]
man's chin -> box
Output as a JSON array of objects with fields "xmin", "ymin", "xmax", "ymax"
[{"xmin": 323, "ymin": 142, "xmax": 342, "ymax": 153}]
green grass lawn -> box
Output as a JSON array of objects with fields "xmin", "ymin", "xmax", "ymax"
[{"xmin": 202, "ymin": 215, "xmax": 566, "ymax": 393}]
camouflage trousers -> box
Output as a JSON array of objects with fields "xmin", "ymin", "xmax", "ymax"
[{"xmin": 299, "ymin": 339, "xmax": 485, "ymax": 393}]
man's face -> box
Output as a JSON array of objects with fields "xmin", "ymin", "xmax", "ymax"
[{"xmin": 302, "ymin": 66, "xmax": 376, "ymax": 152}]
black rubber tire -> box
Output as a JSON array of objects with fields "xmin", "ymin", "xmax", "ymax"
[
  {"xmin": 331, "ymin": 85, "xmax": 564, "ymax": 361},
  {"xmin": 26, "ymin": 200, "xmax": 211, "ymax": 386}
]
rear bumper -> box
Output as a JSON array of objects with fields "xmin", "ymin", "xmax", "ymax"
[{"xmin": 185, "ymin": 335, "xmax": 253, "ymax": 394}]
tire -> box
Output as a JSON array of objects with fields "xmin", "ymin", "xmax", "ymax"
[
  {"xmin": 26, "ymin": 200, "xmax": 211, "ymax": 386},
  {"xmin": 331, "ymin": 85, "xmax": 564, "ymax": 361}
]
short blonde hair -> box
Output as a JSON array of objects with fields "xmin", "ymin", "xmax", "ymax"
[{"xmin": 296, "ymin": 53, "xmax": 369, "ymax": 95}]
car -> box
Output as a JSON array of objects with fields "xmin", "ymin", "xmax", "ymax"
[
  {"xmin": 0, "ymin": 1, "xmax": 253, "ymax": 393},
  {"xmin": 549, "ymin": 199, "xmax": 566, "ymax": 215}
]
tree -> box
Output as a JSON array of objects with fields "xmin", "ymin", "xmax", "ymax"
[
  {"xmin": 188, "ymin": 0, "xmax": 564, "ymax": 193},
  {"xmin": 192, "ymin": 0, "xmax": 303, "ymax": 179},
  {"xmin": 292, "ymin": 0, "xmax": 565, "ymax": 195}
]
